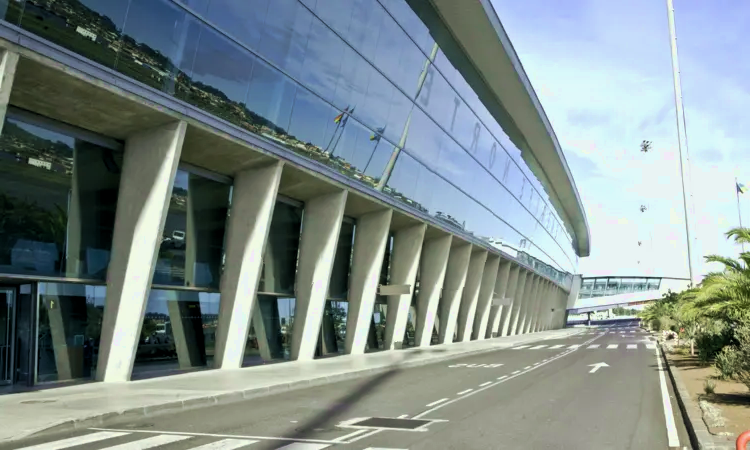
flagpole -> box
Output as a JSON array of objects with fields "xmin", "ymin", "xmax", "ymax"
[
  {"xmin": 667, "ymin": 0, "xmax": 696, "ymax": 285},
  {"xmin": 737, "ymin": 177, "xmax": 745, "ymax": 253}
]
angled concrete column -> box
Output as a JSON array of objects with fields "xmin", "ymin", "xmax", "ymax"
[
  {"xmin": 543, "ymin": 283, "xmax": 556, "ymax": 330},
  {"xmin": 519, "ymin": 276, "xmax": 541, "ymax": 334},
  {"xmin": 455, "ymin": 250, "xmax": 488, "ymax": 342},
  {"xmin": 486, "ymin": 259, "xmax": 511, "ymax": 338},
  {"xmin": 498, "ymin": 264, "xmax": 520, "ymax": 336},
  {"xmin": 532, "ymin": 281, "xmax": 549, "ymax": 332},
  {"xmin": 384, "ymin": 224, "xmax": 426, "ymax": 350},
  {"xmin": 470, "ymin": 253, "xmax": 500, "ymax": 340},
  {"xmin": 96, "ymin": 121, "xmax": 187, "ymax": 382},
  {"xmin": 0, "ymin": 49, "xmax": 18, "ymax": 135},
  {"xmin": 290, "ymin": 190, "xmax": 348, "ymax": 361},
  {"xmin": 437, "ymin": 244, "xmax": 472, "ymax": 344},
  {"xmin": 506, "ymin": 268, "xmax": 528, "ymax": 336},
  {"xmin": 345, "ymin": 209, "xmax": 393, "ymax": 354},
  {"xmin": 524, "ymin": 277, "xmax": 543, "ymax": 334},
  {"xmin": 212, "ymin": 162, "xmax": 283, "ymax": 369},
  {"xmin": 515, "ymin": 272, "xmax": 537, "ymax": 334},
  {"xmin": 414, "ymin": 235, "xmax": 452, "ymax": 347}
]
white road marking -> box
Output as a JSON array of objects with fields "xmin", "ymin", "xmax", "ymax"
[
  {"xmin": 646, "ymin": 344, "xmax": 657, "ymax": 349},
  {"xmin": 523, "ymin": 366, "xmax": 532, "ymax": 370},
  {"xmin": 276, "ymin": 444, "xmax": 330, "ymax": 449},
  {"xmin": 397, "ymin": 414, "xmax": 409, "ymax": 419},
  {"xmin": 655, "ymin": 346, "xmax": 680, "ymax": 447},
  {"xmin": 479, "ymin": 382, "xmax": 492, "ymax": 387},
  {"xmin": 607, "ymin": 344, "xmax": 618, "ymax": 349},
  {"xmin": 629, "ymin": 331, "xmax": 635, "ymax": 333},
  {"xmin": 89, "ymin": 428, "xmax": 338, "ymax": 445},
  {"xmin": 189, "ymin": 439, "xmax": 260, "ymax": 450},
  {"xmin": 512, "ymin": 370, "xmax": 520, "ymax": 374},
  {"xmin": 497, "ymin": 375, "xmax": 507, "ymax": 380},
  {"xmin": 16, "ymin": 431, "xmax": 130, "ymax": 450},
  {"xmin": 102, "ymin": 434, "xmax": 191, "ymax": 449},
  {"xmin": 529, "ymin": 345, "xmax": 547, "ymax": 349},
  {"xmin": 567, "ymin": 345, "xmax": 581, "ymax": 349},
  {"xmin": 588, "ymin": 362, "xmax": 609, "ymax": 373},
  {"xmin": 532, "ymin": 362, "xmax": 540, "ymax": 365},
  {"xmin": 364, "ymin": 448, "xmax": 409, "ymax": 450},
  {"xmin": 627, "ymin": 344, "xmax": 637, "ymax": 349},
  {"xmin": 457, "ymin": 389, "xmax": 473, "ymax": 395},
  {"xmin": 426, "ymin": 398, "xmax": 449, "ymax": 407},
  {"xmin": 549, "ymin": 345, "xmax": 564, "ymax": 349},
  {"xmin": 512, "ymin": 345, "xmax": 530, "ymax": 350},
  {"xmin": 587, "ymin": 345, "xmax": 600, "ymax": 349}
]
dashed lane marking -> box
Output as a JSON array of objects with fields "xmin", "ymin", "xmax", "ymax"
[
  {"xmin": 457, "ymin": 389, "xmax": 473, "ymax": 395},
  {"xmin": 426, "ymin": 398, "xmax": 449, "ymax": 407}
]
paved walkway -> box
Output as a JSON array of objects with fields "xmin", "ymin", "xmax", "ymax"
[{"xmin": 0, "ymin": 328, "xmax": 581, "ymax": 443}]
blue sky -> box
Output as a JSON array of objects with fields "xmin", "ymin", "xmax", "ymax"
[{"xmin": 492, "ymin": 0, "xmax": 750, "ymax": 280}]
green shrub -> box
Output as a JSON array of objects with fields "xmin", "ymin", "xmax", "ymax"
[
  {"xmin": 703, "ymin": 379, "xmax": 716, "ymax": 394},
  {"xmin": 695, "ymin": 329, "xmax": 734, "ymax": 362},
  {"xmin": 715, "ymin": 346, "xmax": 742, "ymax": 379},
  {"xmin": 651, "ymin": 318, "xmax": 662, "ymax": 331},
  {"xmin": 713, "ymin": 324, "xmax": 750, "ymax": 390}
]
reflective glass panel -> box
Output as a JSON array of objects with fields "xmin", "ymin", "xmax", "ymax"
[
  {"xmin": 244, "ymin": 295, "xmax": 295, "ymax": 365},
  {"xmin": 259, "ymin": 201, "xmax": 302, "ymax": 295},
  {"xmin": 328, "ymin": 221, "xmax": 355, "ymax": 299}
]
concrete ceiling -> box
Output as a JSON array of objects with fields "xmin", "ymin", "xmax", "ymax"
[{"xmin": 421, "ymin": 0, "xmax": 591, "ymax": 258}]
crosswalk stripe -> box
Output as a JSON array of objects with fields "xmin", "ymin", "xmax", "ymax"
[
  {"xmin": 627, "ymin": 344, "xmax": 637, "ymax": 349},
  {"xmin": 549, "ymin": 344, "xmax": 564, "ymax": 349},
  {"xmin": 587, "ymin": 345, "xmax": 600, "ymax": 349},
  {"xmin": 512, "ymin": 345, "xmax": 530, "ymax": 350},
  {"xmin": 568, "ymin": 345, "xmax": 580, "ymax": 349},
  {"xmin": 189, "ymin": 438, "xmax": 260, "ymax": 449},
  {"xmin": 17, "ymin": 431, "xmax": 130, "ymax": 449},
  {"xmin": 275, "ymin": 443, "xmax": 330, "ymax": 449},
  {"xmin": 364, "ymin": 448, "xmax": 408, "ymax": 450},
  {"xmin": 646, "ymin": 344, "xmax": 656, "ymax": 349},
  {"xmin": 529, "ymin": 345, "xmax": 547, "ymax": 349},
  {"xmin": 607, "ymin": 344, "xmax": 618, "ymax": 349},
  {"xmin": 102, "ymin": 434, "xmax": 192, "ymax": 449}
]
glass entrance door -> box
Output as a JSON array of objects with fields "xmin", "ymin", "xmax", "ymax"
[{"xmin": 0, "ymin": 288, "xmax": 15, "ymax": 385}]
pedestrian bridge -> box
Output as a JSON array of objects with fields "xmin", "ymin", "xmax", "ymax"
[{"xmin": 567, "ymin": 276, "xmax": 691, "ymax": 314}]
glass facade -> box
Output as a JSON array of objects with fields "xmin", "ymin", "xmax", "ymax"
[
  {"xmin": 1, "ymin": 0, "xmax": 579, "ymax": 283},
  {"xmin": 579, "ymin": 277, "xmax": 663, "ymax": 299},
  {"xmin": 244, "ymin": 296, "xmax": 296, "ymax": 366},
  {"xmin": 0, "ymin": 115, "xmax": 122, "ymax": 280}
]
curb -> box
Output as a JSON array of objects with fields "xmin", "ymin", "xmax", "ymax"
[
  {"xmin": 7, "ymin": 330, "xmax": 581, "ymax": 444},
  {"xmin": 659, "ymin": 342, "xmax": 735, "ymax": 450}
]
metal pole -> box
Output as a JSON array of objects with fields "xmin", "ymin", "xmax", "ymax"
[
  {"xmin": 737, "ymin": 177, "xmax": 745, "ymax": 253},
  {"xmin": 376, "ymin": 43, "xmax": 440, "ymax": 191},
  {"xmin": 666, "ymin": 0, "xmax": 696, "ymax": 285}
]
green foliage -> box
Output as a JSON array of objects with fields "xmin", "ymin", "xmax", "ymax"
[
  {"xmin": 703, "ymin": 379, "xmax": 716, "ymax": 394},
  {"xmin": 650, "ymin": 318, "xmax": 662, "ymax": 331},
  {"xmin": 695, "ymin": 328, "xmax": 733, "ymax": 363}
]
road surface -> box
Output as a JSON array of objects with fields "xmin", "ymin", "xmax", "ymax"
[{"xmin": 4, "ymin": 325, "xmax": 691, "ymax": 449}]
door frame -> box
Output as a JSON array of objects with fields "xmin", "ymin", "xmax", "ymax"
[{"xmin": 0, "ymin": 286, "xmax": 16, "ymax": 385}]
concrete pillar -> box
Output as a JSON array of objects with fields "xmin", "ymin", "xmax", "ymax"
[
  {"xmin": 414, "ymin": 235, "xmax": 452, "ymax": 347},
  {"xmin": 542, "ymin": 282, "xmax": 555, "ymax": 331},
  {"xmin": 534, "ymin": 281, "xmax": 549, "ymax": 332},
  {"xmin": 290, "ymin": 190, "xmax": 348, "ymax": 361},
  {"xmin": 472, "ymin": 254, "xmax": 501, "ymax": 340},
  {"xmin": 344, "ymin": 209, "xmax": 393, "ymax": 354},
  {"xmin": 0, "ymin": 49, "xmax": 18, "ymax": 135},
  {"xmin": 507, "ymin": 269, "xmax": 528, "ymax": 336},
  {"xmin": 436, "ymin": 244, "xmax": 472, "ymax": 344},
  {"xmin": 523, "ymin": 277, "xmax": 542, "ymax": 334},
  {"xmin": 486, "ymin": 259, "xmax": 511, "ymax": 338},
  {"xmin": 518, "ymin": 273, "xmax": 538, "ymax": 335},
  {"xmin": 455, "ymin": 250, "xmax": 488, "ymax": 342},
  {"xmin": 212, "ymin": 162, "xmax": 283, "ymax": 369},
  {"xmin": 96, "ymin": 121, "xmax": 187, "ymax": 382},
  {"xmin": 384, "ymin": 224, "xmax": 426, "ymax": 350},
  {"xmin": 498, "ymin": 264, "xmax": 520, "ymax": 336}
]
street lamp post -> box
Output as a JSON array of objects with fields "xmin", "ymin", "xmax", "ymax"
[{"xmin": 666, "ymin": 0, "xmax": 696, "ymax": 285}]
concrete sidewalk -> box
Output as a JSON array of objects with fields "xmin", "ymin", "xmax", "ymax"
[{"xmin": 0, "ymin": 328, "xmax": 581, "ymax": 444}]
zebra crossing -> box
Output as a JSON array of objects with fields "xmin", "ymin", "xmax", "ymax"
[
  {"xmin": 12, "ymin": 430, "xmax": 407, "ymax": 450},
  {"xmin": 578, "ymin": 330, "xmax": 648, "ymax": 335},
  {"xmin": 510, "ymin": 343, "xmax": 656, "ymax": 351}
]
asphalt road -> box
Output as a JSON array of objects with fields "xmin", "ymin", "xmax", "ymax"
[{"xmin": 5, "ymin": 325, "xmax": 692, "ymax": 450}]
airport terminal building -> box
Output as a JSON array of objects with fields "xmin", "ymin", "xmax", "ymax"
[{"xmin": 0, "ymin": 0, "xmax": 589, "ymax": 387}]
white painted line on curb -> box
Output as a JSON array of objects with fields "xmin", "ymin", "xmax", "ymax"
[
  {"xmin": 457, "ymin": 389, "xmax": 473, "ymax": 395},
  {"xmin": 529, "ymin": 345, "xmax": 547, "ymax": 349},
  {"xmin": 426, "ymin": 398, "xmax": 449, "ymax": 407},
  {"xmin": 479, "ymin": 382, "xmax": 492, "ymax": 387},
  {"xmin": 16, "ymin": 431, "xmax": 131, "ymax": 450},
  {"xmin": 512, "ymin": 345, "xmax": 530, "ymax": 350},
  {"xmin": 655, "ymin": 346, "xmax": 680, "ymax": 447}
]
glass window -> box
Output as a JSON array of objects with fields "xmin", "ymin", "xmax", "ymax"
[
  {"xmin": 359, "ymin": 69, "xmax": 411, "ymax": 145},
  {"xmin": 340, "ymin": 0, "xmax": 383, "ymax": 61},
  {"xmin": 379, "ymin": 0, "xmax": 435, "ymax": 56},
  {"xmin": 298, "ymin": 17, "xmax": 345, "ymax": 101},
  {"xmin": 180, "ymin": 25, "xmax": 257, "ymax": 127},
  {"xmin": 259, "ymin": 201, "xmax": 302, "ymax": 295},
  {"xmin": 153, "ymin": 170, "xmax": 230, "ymax": 289},
  {"xmin": 330, "ymin": 46, "xmax": 372, "ymax": 113},
  {"xmin": 312, "ymin": 0, "xmax": 356, "ymax": 38},
  {"xmin": 0, "ymin": 117, "xmax": 122, "ymax": 279},
  {"xmin": 328, "ymin": 220, "xmax": 355, "ymax": 299},
  {"xmin": 325, "ymin": 115, "xmax": 392, "ymax": 185},
  {"xmin": 116, "ymin": 0, "xmax": 199, "ymax": 92},
  {"xmin": 244, "ymin": 58, "xmax": 298, "ymax": 136},
  {"xmin": 287, "ymin": 88, "xmax": 339, "ymax": 154},
  {"xmin": 257, "ymin": 0, "xmax": 312, "ymax": 80},
  {"xmin": 133, "ymin": 289, "xmax": 220, "ymax": 379},
  {"xmin": 36, "ymin": 283, "xmax": 106, "ymax": 383},
  {"xmin": 203, "ymin": 0, "xmax": 270, "ymax": 52},
  {"xmin": 317, "ymin": 300, "xmax": 348, "ymax": 357},
  {"xmin": 175, "ymin": 0, "xmax": 210, "ymax": 15},
  {"xmin": 244, "ymin": 295, "xmax": 295, "ymax": 365},
  {"xmin": 18, "ymin": 0, "xmax": 130, "ymax": 69},
  {"xmin": 372, "ymin": 19, "xmax": 425, "ymax": 99}
]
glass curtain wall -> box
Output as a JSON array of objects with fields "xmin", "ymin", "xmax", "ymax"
[
  {"xmin": 0, "ymin": 0, "xmax": 579, "ymax": 283},
  {"xmin": 318, "ymin": 219, "xmax": 354, "ymax": 358}
]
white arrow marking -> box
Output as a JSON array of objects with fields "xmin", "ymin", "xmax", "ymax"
[{"xmin": 588, "ymin": 362, "xmax": 610, "ymax": 373}]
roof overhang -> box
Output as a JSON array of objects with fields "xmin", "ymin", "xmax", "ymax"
[{"xmin": 416, "ymin": 0, "xmax": 591, "ymax": 257}]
